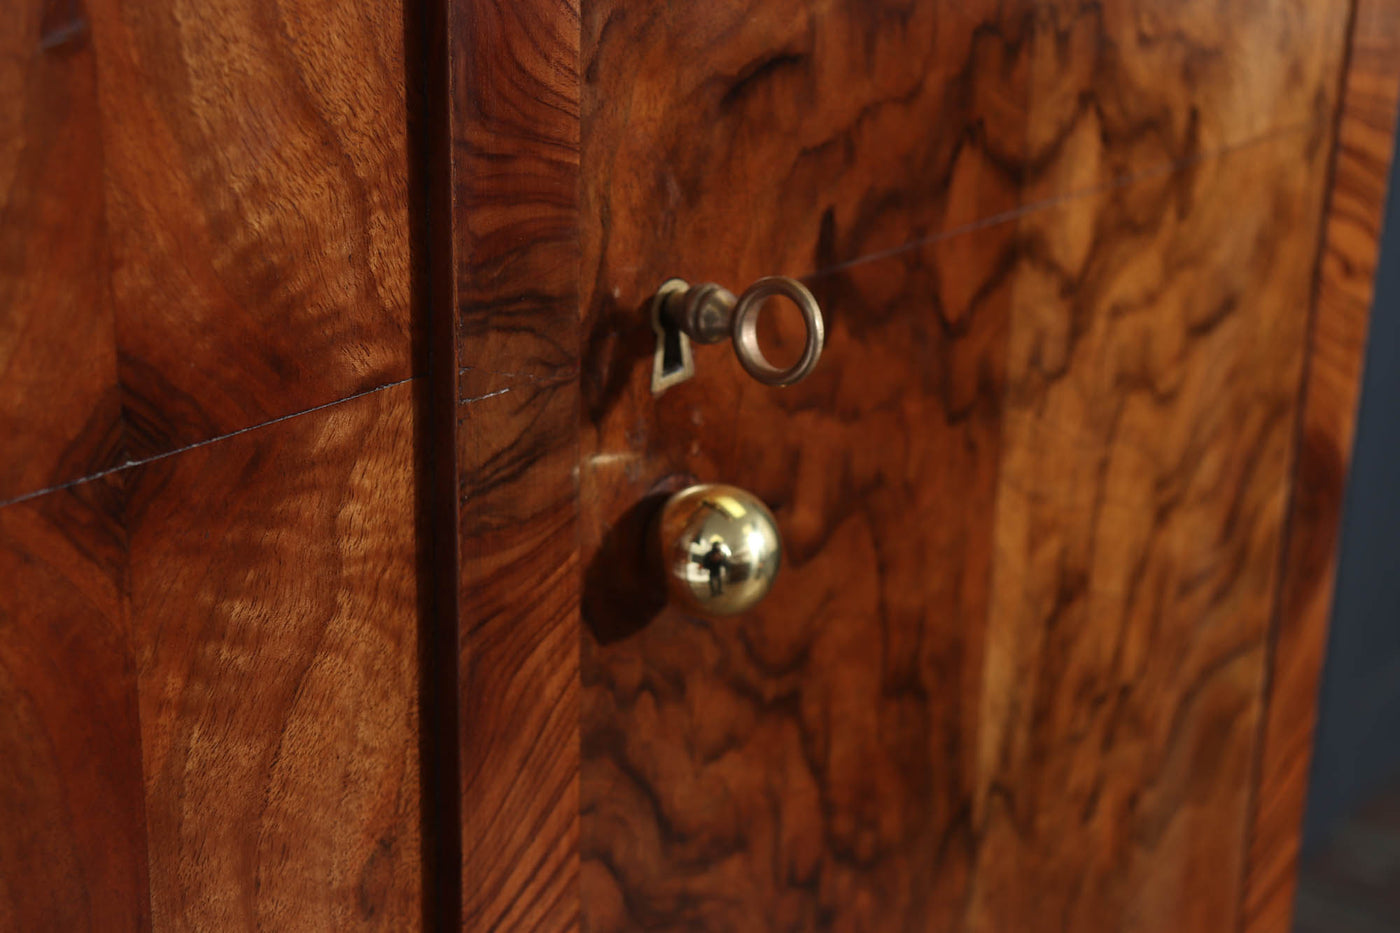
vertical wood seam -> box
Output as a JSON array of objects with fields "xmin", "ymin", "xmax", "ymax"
[
  {"xmin": 413, "ymin": 0, "xmax": 464, "ymax": 924},
  {"xmin": 1234, "ymin": 1, "xmax": 1360, "ymax": 923}
]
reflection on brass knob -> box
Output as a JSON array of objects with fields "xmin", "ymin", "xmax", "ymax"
[
  {"xmin": 650, "ymin": 276, "xmax": 826, "ymax": 394},
  {"xmin": 655, "ymin": 484, "xmax": 782, "ymax": 616}
]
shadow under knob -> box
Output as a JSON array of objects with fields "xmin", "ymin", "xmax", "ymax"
[{"xmin": 655, "ymin": 484, "xmax": 782, "ymax": 617}]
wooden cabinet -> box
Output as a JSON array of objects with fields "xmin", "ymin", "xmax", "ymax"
[
  {"xmin": 2, "ymin": 1, "xmax": 421, "ymax": 928},
  {"xmin": 2, "ymin": 0, "xmax": 1397, "ymax": 929}
]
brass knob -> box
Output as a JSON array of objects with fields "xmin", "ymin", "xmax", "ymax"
[
  {"xmin": 650, "ymin": 276, "xmax": 826, "ymax": 393},
  {"xmin": 655, "ymin": 484, "xmax": 782, "ymax": 616}
]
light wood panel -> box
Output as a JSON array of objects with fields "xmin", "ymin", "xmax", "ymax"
[
  {"xmin": 0, "ymin": 482, "xmax": 149, "ymax": 931},
  {"xmin": 89, "ymin": 0, "xmax": 415, "ymax": 459},
  {"xmin": 0, "ymin": 0, "xmax": 124, "ymax": 502},
  {"xmin": 126, "ymin": 382, "xmax": 422, "ymax": 930},
  {"xmin": 1, "ymin": 1, "xmax": 432, "ymax": 928},
  {"xmin": 1244, "ymin": 1, "xmax": 1400, "ymax": 928},
  {"xmin": 970, "ymin": 130, "xmax": 1335, "ymax": 933}
]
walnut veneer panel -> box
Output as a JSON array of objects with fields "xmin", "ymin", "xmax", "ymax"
[
  {"xmin": 1026, "ymin": 0, "xmax": 1351, "ymax": 199},
  {"xmin": 0, "ymin": 1, "xmax": 124, "ymax": 501},
  {"xmin": 127, "ymin": 382, "xmax": 422, "ymax": 930},
  {"xmin": 574, "ymin": 2, "xmax": 1357, "ymax": 929},
  {"xmin": 0, "ymin": 483, "xmax": 149, "ymax": 931},
  {"xmin": 969, "ymin": 131, "xmax": 1335, "ymax": 933},
  {"xmin": 582, "ymin": 0, "xmax": 1032, "ymax": 297},
  {"xmin": 581, "ymin": 0, "xmax": 1351, "ymax": 306},
  {"xmin": 580, "ymin": 207, "xmax": 1015, "ymax": 929},
  {"xmin": 1244, "ymin": 1, "xmax": 1400, "ymax": 928},
  {"xmin": 447, "ymin": 0, "xmax": 584, "ymax": 930},
  {"xmin": 89, "ymin": 0, "xmax": 414, "ymax": 459}
]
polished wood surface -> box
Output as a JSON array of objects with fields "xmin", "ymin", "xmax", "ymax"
[
  {"xmin": 1, "ymin": 0, "xmax": 1391, "ymax": 928},
  {"xmin": 128, "ymin": 382, "xmax": 422, "ymax": 930},
  {"xmin": 0, "ymin": 0, "xmax": 124, "ymax": 502},
  {"xmin": 1024, "ymin": 0, "xmax": 1349, "ymax": 198},
  {"xmin": 0, "ymin": 2, "xmax": 429, "ymax": 927},
  {"xmin": 1244, "ymin": 1, "xmax": 1400, "ymax": 929},
  {"xmin": 0, "ymin": 484, "xmax": 149, "ymax": 931},
  {"xmin": 581, "ymin": 221, "xmax": 1014, "ymax": 931},
  {"xmin": 577, "ymin": 19, "xmax": 1028, "ymax": 917},
  {"xmin": 973, "ymin": 130, "xmax": 1331, "ymax": 933},
  {"xmin": 581, "ymin": 1, "xmax": 1028, "ymax": 292},
  {"xmin": 560, "ymin": 1, "xmax": 1357, "ymax": 930},
  {"xmin": 89, "ymin": 0, "xmax": 415, "ymax": 458},
  {"xmin": 447, "ymin": 1, "xmax": 583, "ymax": 930}
]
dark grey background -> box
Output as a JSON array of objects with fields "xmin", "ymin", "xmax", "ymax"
[{"xmin": 1301, "ymin": 143, "xmax": 1400, "ymax": 855}]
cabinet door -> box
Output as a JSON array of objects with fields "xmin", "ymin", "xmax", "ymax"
[{"xmin": 445, "ymin": 1, "xmax": 1397, "ymax": 931}]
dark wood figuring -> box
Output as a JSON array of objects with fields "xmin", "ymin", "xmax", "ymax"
[
  {"xmin": 562, "ymin": 2, "xmax": 1357, "ymax": 931},
  {"xmin": 581, "ymin": 0, "xmax": 1030, "ymax": 308},
  {"xmin": 88, "ymin": 0, "xmax": 415, "ymax": 459},
  {"xmin": 576, "ymin": 130, "xmax": 1341, "ymax": 932},
  {"xmin": 581, "ymin": 218, "xmax": 1014, "ymax": 931},
  {"xmin": 447, "ymin": 1, "xmax": 583, "ymax": 930},
  {"xmin": 0, "ymin": 0, "xmax": 124, "ymax": 502},
  {"xmin": 1244, "ymin": 1, "xmax": 1400, "ymax": 929},
  {"xmin": 1024, "ymin": 0, "xmax": 1349, "ymax": 200},
  {"xmin": 0, "ymin": 0, "xmax": 1385, "ymax": 928},
  {"xmin": 126, "ymin": 381, "xmax": 423, "ymax": 930},
  {"xmin": 456, "ymin": 375, "xmax": 581, "ymax": 933},
  {"xmin": 0, "ymin": 483, "xmax": 149, "ymax": 931},
  {"xmin": 971, "ymin": 130, "xmax": 1333, "ymax": 933},
  {"xmin": 577, "ymin": 21, "xmax": 1027, "ymax": 919}
]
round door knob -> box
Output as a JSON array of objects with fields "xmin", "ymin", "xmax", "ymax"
[{"xmin": 655, "ymin": 484, "xmax": 782, "ymax": 616}]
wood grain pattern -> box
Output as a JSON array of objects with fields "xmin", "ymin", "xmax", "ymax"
[
  {"xmin": 576, "ymin": 6, "xmax": 1029, "ymax": 928},
  {"xmin": 970, "ymin": 131, "xmax": 1335, "ymax": 933},
  {"xmin": 553, "ymin": 1, "xmax": 1371, "ymax": 930},
  {"xmin": 580, "ymin": 218, "xmax": 1015, "ymax": 930},
  {"xmin": 1243, "ymin": 1, "xmax": 1400, "ymax": 929},
  {"xmin": 457, "ymin": 371, "xmax": 581, "ymax": 933},
  {"xmin": 126, "ymin": 381, "xmax": 422, "ymax": 930},
  {"xmin": 0, "ymin": 0, "xmax": 125, "ymax": 501},
  {"xmin": 1, "ymin": 1, "xmax": 431, "ymax": 926},
  {"xmin": 582, "ymin": 0, "xmax": 1031, "ymax": 300},
  {"xmin": 0, "ymin": 481, "xmax": 150, "ymax": 931},
  {"xmin": 89, "ymin": 0, "xmax": 414, "ymax": 460},
  {"xmin": 1025, "ymin": 0, "xmax": 1351, "ymax": 200},
  {"xmin": 448, "ymin": 0, "xmax": 582, "ymax": 930}
]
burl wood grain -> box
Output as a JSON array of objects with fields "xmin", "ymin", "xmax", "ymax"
[
  {"xmin": 88, "ymin": 0, "xmax": 414, "ymax": 459},
  {"xmin": 1025, "ymin": 0, "xmax": 1350, "ymax": 199},
  {"xmin": 448, "ymin": 0, "xmax": 583, "ymax": 930},
  {"xmin": 571, "ymin": 3, "xmax": 1356, "ymax": 930},
  {"xmin": 1243, "ymin": 1, "xmax": 1400, "ymax": 929},
  {"xmin": 582, "ymin": 0, "xmax": 1030, "ymax": 300},
  {"xmin": 581, "ymin": 220, "xmax": 1014, "ymax": 930},
  {"xmin": 0, "ymin": 482, "xmax": 149, "ymax": 931},
  {"xmin": 0, "ymin": 0, "xmax": 124, "ymax": 502},
  {"xmin": 576, "ymin": 4, "xmax": 1029, "ymax": 928},
  {"xmin": 126, "ymin": 382, "xmax": 422, "ymax": 930},
  {"xmin": 970, "ymin": 130, "xmax": 1334, "ymax": 933}
]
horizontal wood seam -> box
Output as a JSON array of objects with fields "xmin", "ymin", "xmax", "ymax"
[{"xmin": 0, "ymin": 376, "xmax": 418, "ymax": 511}]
